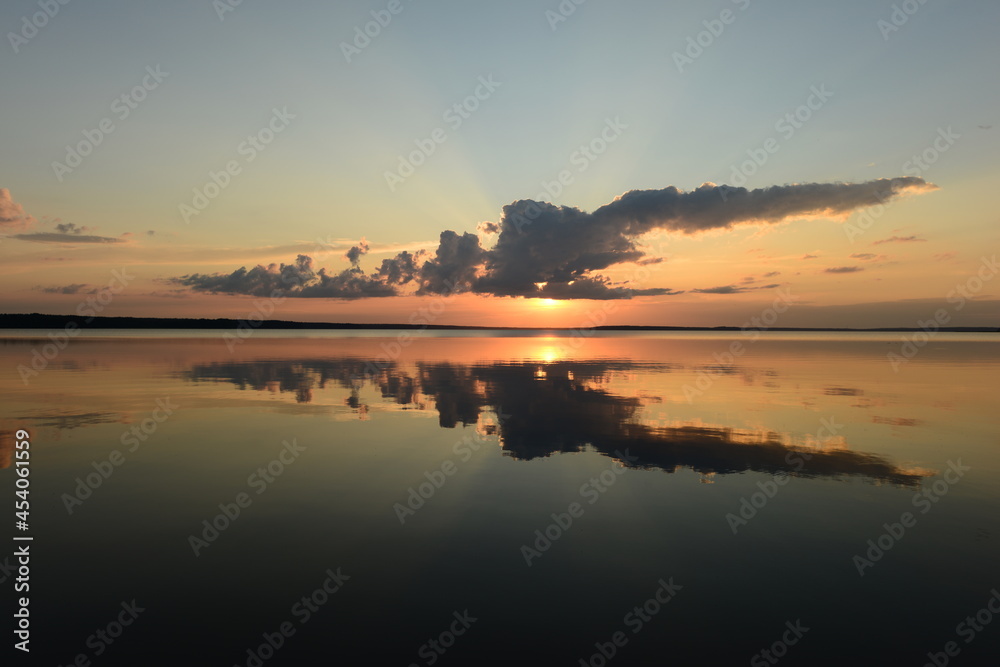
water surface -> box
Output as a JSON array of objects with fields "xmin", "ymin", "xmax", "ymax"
[{"xmin": 1, "ymin": 331, "xmax": 998, "ymax": 665}]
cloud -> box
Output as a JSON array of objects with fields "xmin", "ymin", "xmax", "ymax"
[
  {"xmin": 595, "ymin": 178, "xmax": 935, "ymax": 233},
  {"xmin": 171, "ymin": 177, "xmax": 935, "ymax": 300},
  {"xmin": 934, "ymin": 252, "xmax": 957, "ymax": 261},
  {"xmin": 537, "ymin": 276, "xmax": 682, "ymax": 300},
  {"xmin": 36, "ymin": 283, "xmax": 92, "ymax": 294},
  {"xmin": 143, "ymin": 290, "xmax": 192, "ymax": 299},
  {"xmin": 692, "ymin": 283, "xmax": 780, "ymax": 294},
  {"xmin": 825, "ymin": 266, "xmax": 865, "ymax": 274},
  {"xmin": 173, "ymin": 254, "xmax": 398, "ymax": 300},
  {"xmin": 739, "ymin": 271, "xmax": 780, "ymax": 285},
  {"xmin": 55, "ymin": 222, "xmax": 90, "ymax": 235},
  {"xmin": 802, "ymin": 254, "xmax": 818, "ymax": 260},
  {"xmin": 417, "ymin": 231, "xmax": 485, "ymax": 295},
  {"xmin": 11, "ymin": 232, "xmax": 126, "ymax": 244},
  {"xmin": 345, "ymin": 239, "xmax": 369, "ymax": 266},
  {"xmin": 477, "ymin": 221, "xmax": 500, "ymax": 235},
  {"xmin": 0, "ymin": 189, "xmax": 35, "ymax": 230},
  {"xmin": 872, "ymin": 235, "xmax": 926, "ymax": 245},
  {"xmin": 850, "ymin": 253, "xmax": 877, "ymax": 260}
]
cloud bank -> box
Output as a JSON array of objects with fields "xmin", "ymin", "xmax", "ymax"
[{"xmin": 174, "ymin": 177, "xmax": 935, "ymax": 300}]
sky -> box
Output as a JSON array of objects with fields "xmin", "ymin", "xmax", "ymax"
[{"xmin": 1, "ymin": 0, "xmax": 998, "ymax": 328}]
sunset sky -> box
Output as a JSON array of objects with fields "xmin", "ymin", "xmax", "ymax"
[{"xmin": 1, "ymin": 0, "xmax": 997, "ymax": 327}]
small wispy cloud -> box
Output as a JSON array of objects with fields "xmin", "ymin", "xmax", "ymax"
[
  {"xmin": 692, "ymin": 283, "xmax": 781, "ymax": 294},
  {"xmin": 11, "ymin": 232, "xmax": 127, "ymax": 244},
  {"xmin": 35, "ymin": 283, "xmax": 94, "ymax": 294},
  {"xmin": 872, "ymin": 235, "xmax": 925, "ymax": 245}
]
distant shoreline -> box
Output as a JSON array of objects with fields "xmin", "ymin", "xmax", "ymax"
[{"xmin": 1, "ymin": 313, "xmax": 996, "ymax": 333}]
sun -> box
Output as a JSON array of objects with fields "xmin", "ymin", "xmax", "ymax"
[{"xmin": 538, "ymin": 298, "xmax": 562, "ymax": 308}]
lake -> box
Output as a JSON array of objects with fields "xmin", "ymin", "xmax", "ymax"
[{"xmin": 1, "ymin": 330, "xmax": 998, "ymax": 665}]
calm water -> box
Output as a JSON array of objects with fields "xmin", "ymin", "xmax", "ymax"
[{"xmin": 1, "ymin": 331, "xmax": 998, "ymax": 666}]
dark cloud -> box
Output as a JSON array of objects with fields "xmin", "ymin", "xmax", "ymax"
[
  {"xmin": 472, "ymin": 200, "xmax": 646, "ymax": 298},
  {"xmin": 376, "ymin": 250, "xmax": 423, "ymax": 286},
  {"xmin": 872, "ymin": 235, "xmax": 926, "ymax": 245},
  {"xmin": 55, "ymin": 222, "xmax": 90, "ymax": 234},
  {"xmin": 171, "ymin": 177, "xmax": 935, "ymax": 301},
  {"xmin": 850, "ymin": 253, "xmax": 877, "ymax": 260},
  {"xmin": 345, "ymin": 239, "xmax": 369, "ymax": 266},
  {"xmin": 417, "ymin": 231, "xmax": 486, "ymax": 295},
  {"xmin": 802, "ymin": 254, "xmax": 818, "ymax": 260},
  {"xmin": 593, "ymin": 178, "xmax": 934, "ymax": 235},
  {"xmin": 825, "ymin": 266, "xmax": 864, "ymax": 274},
  {"xmin": 173, "ymin": 254, "xmax": 397, "ymax": 299}
]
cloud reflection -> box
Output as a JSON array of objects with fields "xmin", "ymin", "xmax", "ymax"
[{"xmin": 183, "ymin": 357, "xmax": 930, "ymax": 486}]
